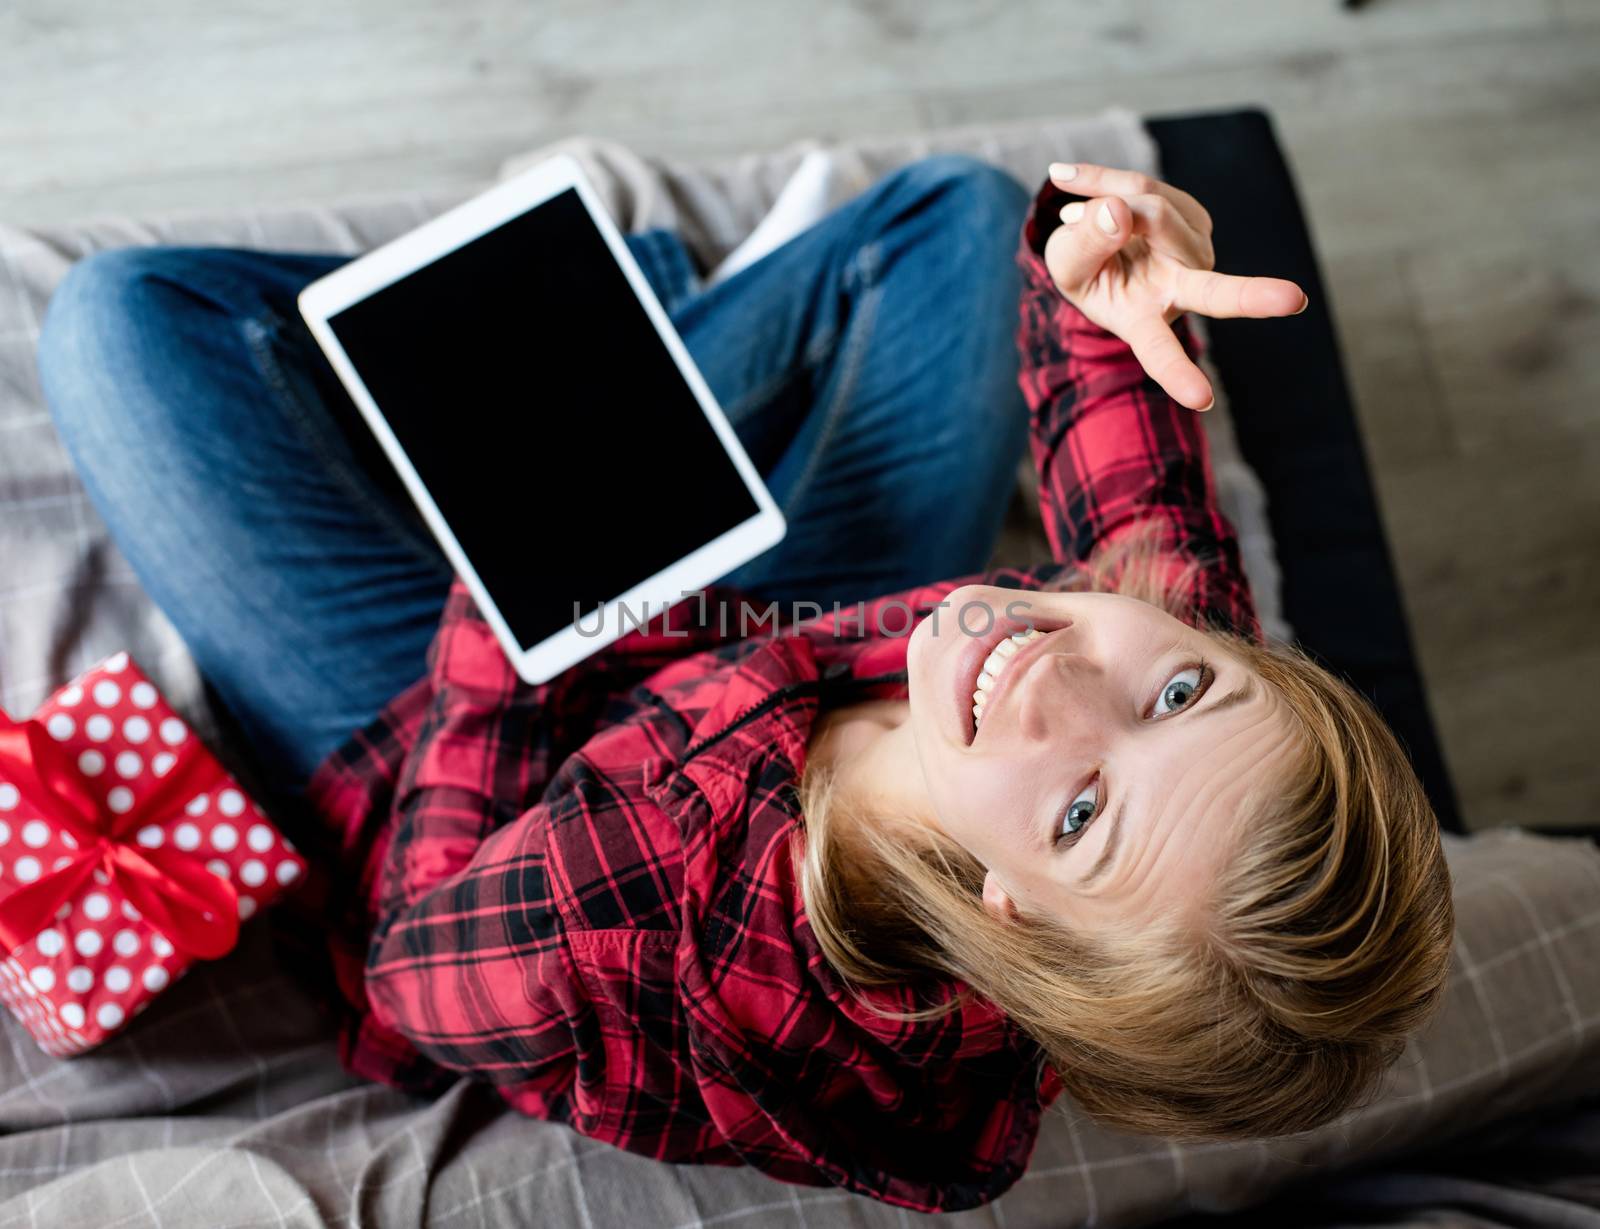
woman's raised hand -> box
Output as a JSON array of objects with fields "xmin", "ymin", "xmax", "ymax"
[{"xmin": 1042, "ymin": 163, "xmax": 1308, "ymax": 411}]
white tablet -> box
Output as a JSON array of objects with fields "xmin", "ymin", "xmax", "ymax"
[{"xmin": 298, "ymin": 155, "xmax": 786, "ymax": 685}]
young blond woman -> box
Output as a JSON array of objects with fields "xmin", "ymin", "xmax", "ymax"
[{"xmin": 38, "ymin": 155, "xmax": 1453, "ymax": 1213}]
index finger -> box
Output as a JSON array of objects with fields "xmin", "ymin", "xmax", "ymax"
[
  {"xmin": 1175, "ymin": 268, "xmax": 1308, "ymax": 319},
  {"xmin": 1048, "ymin": 162, "xmax": 1211, "ymax": 235}
]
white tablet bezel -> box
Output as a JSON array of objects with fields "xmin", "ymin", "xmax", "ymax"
[{"xmin": 297, "ymin": 154, "xmax": 786, "ymax": 685}]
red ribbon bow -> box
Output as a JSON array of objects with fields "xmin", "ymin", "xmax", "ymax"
[{"xmin": 0, "ymin": 709, "xmax": 239, "ymax": 961}]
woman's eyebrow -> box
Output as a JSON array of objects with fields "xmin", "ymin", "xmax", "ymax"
[
  {"xmin": 1077, "ymin": 672, "xmax": 1257, "ymax": 889},
  {"xmin": 1202, "ymin": 673, "xmax": 1256, "ymax": 720}
]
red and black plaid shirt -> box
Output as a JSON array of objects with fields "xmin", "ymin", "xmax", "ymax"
[{"xmin": 303, "ymin": 179, "xmax": 1260, "ymax": 1213}]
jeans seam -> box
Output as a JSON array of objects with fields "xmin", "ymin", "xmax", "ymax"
[
  {"xmin": 239, "ymin": 310, "xmax": 451, "ymax": 575},
  {"xmin": 779, "ymin": 241, "xmax": 883, "ymax": 517}
]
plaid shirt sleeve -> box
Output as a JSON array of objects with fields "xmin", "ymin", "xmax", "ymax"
[
  {"xmin": 302, "ymin": 582, "xmax": 579, "ymax": 1096},
  {"xmin": 307, "ymin": 581, "xmax": 718, "ymax": 1104},
  {"xmin": 1015, "ymin": 180, "xmax": 1261, "ymax": 643}
]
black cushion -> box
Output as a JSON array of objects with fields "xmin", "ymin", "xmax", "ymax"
[{"xmin": 1145, "ymin": 109, "xmax": 1462, "ymax": 833}]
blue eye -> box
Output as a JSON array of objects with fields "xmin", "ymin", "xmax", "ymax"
[
  {"xmin": 1154, "ymin": 664, "xmax": 1208, "ymax": 716},
  {"xmin": 1057, "ymin": 778, "xmax": 1099, "ymax": 844}
]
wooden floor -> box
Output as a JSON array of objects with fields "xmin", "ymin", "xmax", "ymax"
[{"xmin": 2, "ymin": 0, "xmax": 1596, "ymax": 832}]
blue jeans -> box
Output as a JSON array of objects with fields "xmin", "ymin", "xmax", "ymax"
[{"xmin": 37, "ymin": 155, "xmax": 1029, "ymax": 798}]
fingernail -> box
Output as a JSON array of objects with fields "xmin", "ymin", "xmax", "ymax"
[
  {"xmin": 1050, "ymin": 162, "xmax": 1077, "ymax": 182},
  {"xmin": 1293, "ymin": 295, "xmax": 1310, "ymax": 315},
  {"xmin": 1199, "ymin": 395, "xmax": 1216, "ymax": 412},
  {"xmin": 1059, "ymin": 201, "xmax": 1085, "ymax": 224},
  {"xmin": 1096, "ymin": 202, "xmax": 1118, "ymax": 235}
]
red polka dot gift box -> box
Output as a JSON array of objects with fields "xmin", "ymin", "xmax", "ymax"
[{"xmin": 0, "ymin": 652, "xmax": 306, "ymax": 1056}]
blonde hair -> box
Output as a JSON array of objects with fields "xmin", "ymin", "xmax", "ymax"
[{"xmin": 794, "ymin": 527, "xmax": 1455, "ymax": 1140}]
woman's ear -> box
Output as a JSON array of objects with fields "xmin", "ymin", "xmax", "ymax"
[{"xmin": 982, "ymin": 870, "xmax": 1020, "ymax": 924}]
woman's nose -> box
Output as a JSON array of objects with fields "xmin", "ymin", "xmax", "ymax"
[{"xmin": 1019, "ymin": 651, "xmax": 1107, "ymax": 743}]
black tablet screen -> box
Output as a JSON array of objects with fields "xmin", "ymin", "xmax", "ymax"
[{"xmin": 326, "ymin": 187, "xmax": 763, "ymax": 649}]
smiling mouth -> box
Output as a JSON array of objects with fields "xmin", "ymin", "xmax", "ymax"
[
  {"xmin": 972, "ymin": 628, "xmax": 1045, "ymax": 733},
  {"xmin": 956, "ymin": 615, "xmax": 1070, "ymax": 745}
]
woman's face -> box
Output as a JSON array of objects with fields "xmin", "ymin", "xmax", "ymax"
[{"xmin": 904, "ymin": 585, "xmax": 1301, "ymax": 933}]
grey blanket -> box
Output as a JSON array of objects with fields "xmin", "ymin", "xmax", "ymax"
[{"xmin": 1, "ymin": 113, "xmax": 1598, "ymax": 1228}]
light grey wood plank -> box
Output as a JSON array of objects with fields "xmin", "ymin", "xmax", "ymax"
[
  {"xmin": 1401, "ymin": 218, "xmax": 1600, "ymax": 457},
  {"xmin": 1546, "ymin": 0, "xmax": 1600, "ymax": 26},
  {"xmin": 1429, "ymin": 645, "xmax": 1600, "ymax": 832},
  {"xmin": 1285, "ymin": 108, "xmax": 1600, "ymax": 262},
  {"xmin": 2, "ymin": 0, "xmax": 1582, "ymax": 227},
  {"xmin": 923, "ymin": 27, "xmax": 1600, "ymax": 261},
  {"xmin": 1323, "ymin": 251, "xmax": 1459, "ymax": 469},
  {"xmin": 1382, "ymin": 469, "xmax": 1600, "ymax": 679}
]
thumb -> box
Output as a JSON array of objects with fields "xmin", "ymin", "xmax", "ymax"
[{"xmin": 1045, "ymin": 195, "xmax": 1132, "ymax": 293}]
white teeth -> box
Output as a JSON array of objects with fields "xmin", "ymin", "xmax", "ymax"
[{"xmin": 972, "ymin": 628, "xmax": 1043, "ymax": 728}]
